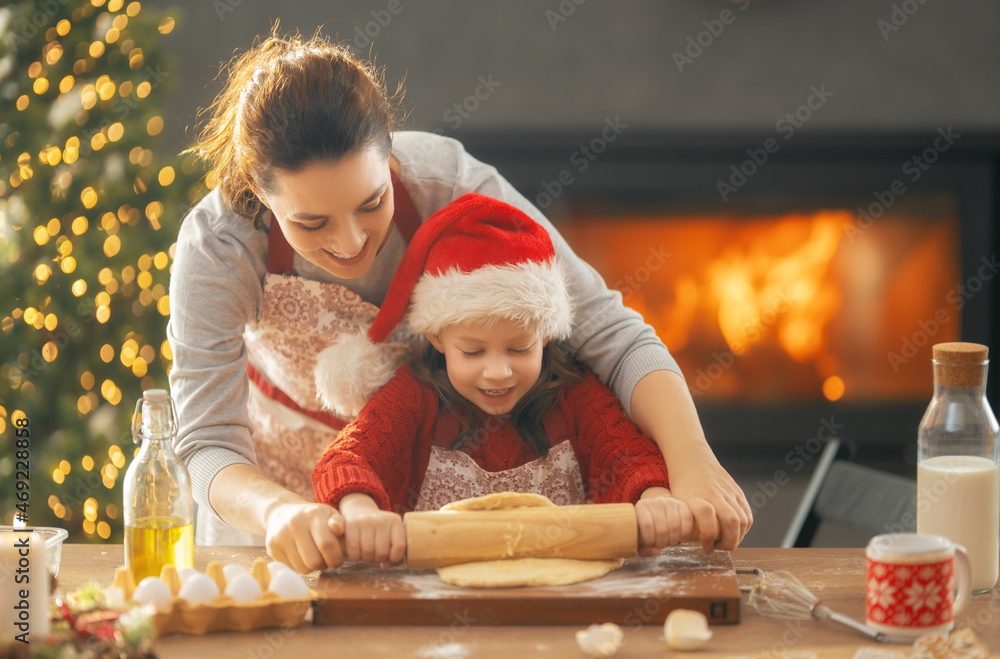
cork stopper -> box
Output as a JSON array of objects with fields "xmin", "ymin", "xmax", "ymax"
[{"xmin": 932, "ymin": 342, "xmax": 989, "ymax": 388}]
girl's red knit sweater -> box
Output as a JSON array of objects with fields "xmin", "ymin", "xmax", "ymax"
[{"xmin": 312, "ymin": 365, "xmax": 671, "ymax": 514}]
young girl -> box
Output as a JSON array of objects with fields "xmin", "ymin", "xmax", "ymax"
[
  {"xmin": 171, "ymin": 28, "xmax": 748, "ymax": 572},
  {"xmin": 312, "ymin": 194, "xmax": 694, "ymax": 565}
]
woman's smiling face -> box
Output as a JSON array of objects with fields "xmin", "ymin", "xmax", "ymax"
[{"xmin": 259, "ymin": 146, "xmax": 395, "ymax": 279}]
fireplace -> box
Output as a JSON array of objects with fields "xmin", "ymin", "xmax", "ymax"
[{"xmin": 462, "ymin": 131, "xmax": 1000, "ymax": 456}]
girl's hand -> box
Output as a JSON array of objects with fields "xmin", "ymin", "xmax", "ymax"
[
  {"xmin": 263, "ymin": 502, "xmax": 346, "ymax": 574},
  {"xmin": 635, "ymin": 487, "xmax": 695, "ymax": 556},
  {"xmin": 339, "ymin": 493, "xmax": 406, "ymax": 566}
]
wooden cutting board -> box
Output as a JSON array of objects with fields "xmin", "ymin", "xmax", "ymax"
[{"xmin": 313, "ymin": 545, "xmax": 740, "ymax": 626}]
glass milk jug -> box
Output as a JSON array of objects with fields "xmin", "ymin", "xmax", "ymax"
[
  {"xmin": 123, "ymin": 388, "xmax": 194, "ymax": 582},
  {"xmin": 917, "ymin": 342, "xmax": 1000, "ymax": 593}
]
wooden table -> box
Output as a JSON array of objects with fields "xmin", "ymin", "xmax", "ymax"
[{"xmin": 56, "ymin": 545, "xmax": 1000, "ymax": 658}]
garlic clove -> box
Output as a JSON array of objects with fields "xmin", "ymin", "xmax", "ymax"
[
  {"xmin": 664, "ymin": 609, "xmax": 713, "ymax": 651},
  {"xmin": 575, "ymin": 622, "xmax": 625, "ymax": 658}
]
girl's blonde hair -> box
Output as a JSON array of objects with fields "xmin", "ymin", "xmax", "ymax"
[
  {"xmin": 190, "ymin": 26, "xmax": 403, "ymax": 227},
  {"xmin": 408, "ymin": 337, "xmax": 582, "ymax": 456}
]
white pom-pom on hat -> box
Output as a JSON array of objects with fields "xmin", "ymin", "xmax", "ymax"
[{"xmin": 314, "ymin": 331, "xmax": 399, "ymax": 418}]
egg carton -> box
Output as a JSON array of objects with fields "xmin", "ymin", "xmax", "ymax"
[{"xmin": 113, "ymin": 558, "xmax": 316, "ymax": 636}]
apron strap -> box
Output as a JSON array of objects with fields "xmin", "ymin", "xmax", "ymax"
[
  {"xmin": 266, "ymin": 210, "xmax": 295, "ymax": 275},
  {"xmin": 247, "ymin": 362, "xmax": 348, "ymax": 431},
  {"xmin": 390, "ymin": 169, "xmax": 422, "ymax": 242},
  {"xmin": 265, "ymin": 169, "xmax": 421, "ymax": 276}
]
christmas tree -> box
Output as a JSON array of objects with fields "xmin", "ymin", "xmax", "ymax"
[{"xmin": 0, "ymin": 0, "xmax": 206, "ymax": 542}]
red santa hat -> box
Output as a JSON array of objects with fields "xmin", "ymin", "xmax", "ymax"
[{"xmin": 314, "ymin": 193, "xmax": 573, "ymax": 417}]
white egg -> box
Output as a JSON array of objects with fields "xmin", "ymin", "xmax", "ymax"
[
  {"xmin": 224, "ymin": 572, "xmax": 263, "ymax": 602},
  {"xmin": 266, "ymin": 568, "xmax": 309, "ymax": 600},
  {"xmin": 177, "ymin": 567, "xmax": 199, "ymax": 585},
  {"xmin": 575, "ymin": 622, "xmax": 624, "ymax": 658},
  {"xmin": 132, "ymin": 577, "xmax": 172, "ymax": 609},
  {"xmin": 664, "ymin": 609, "xmax": 713, "ymax": 651},
  {"xmin": 267, "ymin": 560, "xmax": 291, "ymax": 576},
  {"xmin": 178, "ymin": 573, "xmax": 220, "ymax": 605},
  {"xmin": 222, "ymin": 563, "xmax": 250, "ymax": 582}
]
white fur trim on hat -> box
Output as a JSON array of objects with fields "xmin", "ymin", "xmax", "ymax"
[
  {"xmin": 407, "ymin": 259, "xmax": 573, "ymax": 340},
  {"xmin": 314, "ymin": 331, "xmax": 399, "ymax": 418}
]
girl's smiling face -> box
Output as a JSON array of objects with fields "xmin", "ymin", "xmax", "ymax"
[
  {"xmin": 428, "ymin": 318, "xmax": 547, "ymax": 416},
  {"xmin": 259, "ymin": 146, "xmax": 395, "ymax": 279}
]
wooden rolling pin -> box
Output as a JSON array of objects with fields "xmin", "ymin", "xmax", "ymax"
[{"xmin": 403, "ymin": 503, "xmax": 638, "ymax": 568}]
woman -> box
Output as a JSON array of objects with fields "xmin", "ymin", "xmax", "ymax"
[{"xmin": 169, "ymin": 29, "xmax": 751, "ymax": 573}]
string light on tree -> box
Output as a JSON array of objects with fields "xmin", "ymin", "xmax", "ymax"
[{"xmin": 0, "ymin": 0, "xmax": 208, "ymax": 542}]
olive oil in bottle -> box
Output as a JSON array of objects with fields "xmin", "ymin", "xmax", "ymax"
[
  {"xmin": 124, "ymin": 517, "xmax": 194, "ymax": 583},
  {"xmin": 123, "ymin": 389, "xmax": 194, "ymax": 581}
]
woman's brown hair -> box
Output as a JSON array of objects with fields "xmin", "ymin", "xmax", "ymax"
[
  {"xmin": 407, "ymin": 336, "xmax": 583, "ymax": 456},
  {"xmin": 190, "ymin": 26, "xmax": 403, "ymax": 227}
]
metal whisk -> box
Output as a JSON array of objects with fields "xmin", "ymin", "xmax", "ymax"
[{"xmin": 737, "ymin": 567, "xmax": 909, "ymax": 644}]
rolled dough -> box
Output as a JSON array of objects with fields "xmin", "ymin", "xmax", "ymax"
[
  {"xmin": 435, "ymin": 492, "xmax": 625, "ymax": 588},
  {"xmin": 438, "ymin": 557, "xmax": 624, "ymax": 588},
  {"xmin": 440, "ymin": 492, "xmax": 556, "ymax": 511}
]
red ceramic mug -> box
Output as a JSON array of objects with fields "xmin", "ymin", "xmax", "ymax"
[{"xmin": 865, "ymin": 533, "xmax": 972, "ymax": 640}]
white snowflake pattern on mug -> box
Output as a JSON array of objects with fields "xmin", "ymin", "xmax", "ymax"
[{"xmin": 903, "ymin": 580, "xmax": 942, "ymax": 612}]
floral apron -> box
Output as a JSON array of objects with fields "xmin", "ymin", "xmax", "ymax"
[
  {"xmin": 413, "ymin": 406, "xmax": 587, "ymax": 511},
  {"xmin": 195, "ymin": 172, "xmax": 421, "ymax": 545}
]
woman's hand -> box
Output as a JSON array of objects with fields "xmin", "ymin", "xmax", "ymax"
[
  {"xmin": 635, "ymin": 487, "xmax": 695, "ymax": 556},
  {"xmin": 665, "ymin": 456, "xmax": 753, "ymax": 552},
  {"xmin": 208, "ymin": 464, "xmax": 346, "ymax": 573},
  {"xmin": 339, "ymin": 493, "xmax": 406, "ymax": 567},
  {"xmin": 630, "ymin": 370, "xmax": 753, "ymax": 552},
  {"xmin": 263, "ymin": 501, "xmax": 346, "ymax": 574}
]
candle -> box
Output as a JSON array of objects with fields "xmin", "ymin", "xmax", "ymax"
[{"xmin": 1, "ymin": 530, "xmax": 51, "ymax": 642}]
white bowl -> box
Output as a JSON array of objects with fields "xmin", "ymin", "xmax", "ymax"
[{"xmin": 1, "ymin": 525, "xmax": 69, "ymax": 577}]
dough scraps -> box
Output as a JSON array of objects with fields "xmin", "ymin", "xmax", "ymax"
[{"xmin": 435, "ymin": 492, "xmax": 625, "ymax": 588}]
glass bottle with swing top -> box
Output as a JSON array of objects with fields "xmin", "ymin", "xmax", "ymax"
[{"xmin": 123, "ymin": 388, "xmax": 194, "ymax": 582}]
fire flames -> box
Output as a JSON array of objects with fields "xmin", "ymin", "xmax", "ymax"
[{"xmin": 558, "ymin": 208, "xmax": 959, "ymax": 402}]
